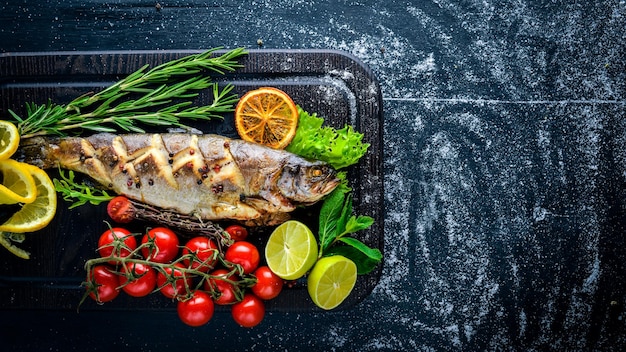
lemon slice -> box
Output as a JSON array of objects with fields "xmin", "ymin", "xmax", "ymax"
[
  {"xmin": 265, "ymin": 220, "xmax": 318, "ymax": 280},
  {"xmin": 0, "ymin": 159, "xmax": 37, "ymax": 204},
  {"xmin": 307, "ymin": 255, "xmax": 357, "ymax": 310},
  {"xmin": 0, "ymin": 232, "xmax": 30, "ymax": 259},
  {"xmin": 0, "ymin": 120, "xmax": 20, "ymax": 161},
  {"xmin": 0, "ymin": 163, "xmax": 57, "ymax": 233}
]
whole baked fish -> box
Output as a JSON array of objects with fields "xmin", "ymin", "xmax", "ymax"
[{"xmin": 19, "ymin": 133, "xmax": 340, "ymax": 226}]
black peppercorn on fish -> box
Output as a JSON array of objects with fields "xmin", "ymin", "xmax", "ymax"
[{"xmin": 18, "ymin": 133, "xmax": 340, "ymax": 226}]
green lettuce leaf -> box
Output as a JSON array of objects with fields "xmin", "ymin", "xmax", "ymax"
[{"xmin": 286, "ymin": 106, "xmax": 369, "ymax": 169}]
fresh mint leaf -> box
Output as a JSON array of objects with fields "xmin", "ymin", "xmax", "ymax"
[
  {"xmin": 344, "ymin": 215, "xmax": 374, "ymax": 235},
  {"xmin": 318, "ymin": 188, "xmax": 346, "ymax": 252},
  {"xmin": 335, "ymin": 192, "xmax": 353, "ymax": 240},
  {"xmin": 326, "ymin": 240, "xmax": 382, "ymax": 275}
]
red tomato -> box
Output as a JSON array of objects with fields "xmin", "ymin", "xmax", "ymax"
[
  {"xmin": 225, "ymin": 241, "xmax": 260, "ymax": 274},
  {"xmin": 119, "ymin": 262, "xmax": 156, "ymax": 297},
  {"xmin": 87, "ymin": 265, "xmax": 120, "ymax": 303},
  {"xmin": 182, "ymin": 237, "xmax": 218, "ymax": 272},
  {"xmin": 157, "ymin": 263, "xmax": 192, "ymax": 299},
  {"xmin": 177, "ymin": 290, "xmax": 215, "ymax": 327},
  {"xmin": 225, "ymin": 225, "xmax": 248, "ymax": 242},
  {"xmin": 231, "ymin": 293, "xmax": 265, "ymax": 328},
  {"xmin": 97, "ymin": 227, "xmax": 136, "ymax": 263},
  {"xmin": 106, "ymin": 196, "xmax": 134, "ymax": 223},
  {"xmin": 205, "ymin": 268, "xmax": 239, "ymax": 305},
  {"xmin": 251, "ymin": 266, "xmax": 283, "ymax": 300},
  {"xmin": 141, "ymin": 227, "xmax": 180, "ymax": 263}
]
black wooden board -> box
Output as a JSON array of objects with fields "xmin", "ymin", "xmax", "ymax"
[{"xmin": 0, "ymin": 49, "xmax": 383, "ymax": 312}]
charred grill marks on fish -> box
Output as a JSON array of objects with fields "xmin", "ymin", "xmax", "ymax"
[{"xmin": 19, "ymin": 133, "xmax": 340, "ymax": 225}]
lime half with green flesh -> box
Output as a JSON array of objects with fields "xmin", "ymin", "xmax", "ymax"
[
  {"xmin": 307, "ymin": 255, "xmax": 357, "ymax": 310},
  {"xmin": 265, "ymin": 220, "xmax": 318, "ymax": 280}
]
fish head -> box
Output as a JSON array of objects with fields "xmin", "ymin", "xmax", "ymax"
[{"xmin": 277, "ymin": 161, "xmax": 340, "ymax": 204}]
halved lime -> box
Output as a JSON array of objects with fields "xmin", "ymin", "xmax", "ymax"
[
  {"xmin": 307, "ymin": 255, "xmax": 357, "ymax": 310},
  {"xmin": 265, "ymin": 220, "xmax": 317, "ymax": 280}
]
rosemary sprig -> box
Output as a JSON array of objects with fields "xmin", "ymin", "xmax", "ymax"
[{"xmin": 9, "ymin": 47, "xmax": 247, "ymax": 139}]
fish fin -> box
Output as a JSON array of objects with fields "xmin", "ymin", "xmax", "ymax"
[{"xmin": 258, "ymin": 190, "xmax": 296, "ymax": 213}]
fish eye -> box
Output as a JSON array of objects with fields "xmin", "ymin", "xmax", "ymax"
[{"xmin": 311, "ymin": 167, "xmax": 323, "ymax": 177}]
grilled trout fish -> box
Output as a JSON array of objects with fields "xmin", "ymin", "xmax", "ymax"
[{"xmin": 19, "ymin": 133, "xmax": 340, "ymax": 226}]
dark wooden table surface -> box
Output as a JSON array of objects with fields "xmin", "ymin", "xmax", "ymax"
[{"xmin": 1, "ymin": 1, "xmax": 625, "ymax": 351}]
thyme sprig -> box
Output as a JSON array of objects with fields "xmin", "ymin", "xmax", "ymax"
[{"xmin": 9, "ymin": 47, "xmax": 247, "ymax": 139}]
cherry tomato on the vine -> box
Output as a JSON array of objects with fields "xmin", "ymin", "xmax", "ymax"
[
  {"xmin": 225, "ymin": 225, "xmax": 248, "ymax": 242},
  {"xmin": 157, "ymin": 262, "xmax": 192, "ymax": 299},
  {"xmin": 106, "ymin": 196, "xmax": 134, "ymax": 223},
  {"xmin": 225, "ymin": 241, "xmax": 260, "ymax": 274},
  {"xmin": 87, "ymin": 265, "xmax": 120, "ymax": 303},
  {"xmin": 205, "ymin": 268, "xmax": 239, "ymax": 305},
  {"xmin": 251, "ymin": 266, "xmax": 283, "ymax": 300},
  {"xmin": 119, "ymin": 262, "xmax": 156, "ymax": 297},
  {"xmin": 141, "ymin": 227, "xmax": 179, "ymax": 263},
  {"xmin": 97, "ymin": 227, "xmax": 136, "ymax": 264},
  {"xmin": 231, "ymin": 293, "xmax": 265, "ymax": 328},
  {"xmin": 177, "ymin": 290, "xmax": 215, "ymax": 327},
  {"xmin": 182, "ymin": 237, "xmax": 218, "ymax": 272}
]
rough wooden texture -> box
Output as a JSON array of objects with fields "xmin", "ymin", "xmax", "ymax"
[{"xmin": 1, "ymin": 0, "xmax": 625, "ymax": 351}]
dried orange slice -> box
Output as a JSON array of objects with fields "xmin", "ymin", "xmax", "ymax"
[{"xmin": 234, "ymin": 87, "xmax": 299, "ymax": 149}]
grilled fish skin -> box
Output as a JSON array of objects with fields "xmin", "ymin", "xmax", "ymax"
[{"xmin": 18, "ymin": 133, "xmax": 340, "ymax": 226}]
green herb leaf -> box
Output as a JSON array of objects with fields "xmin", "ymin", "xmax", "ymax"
[
  {"xmin": 317, "ymin": 184, "xmax": 380, "ymax": 274},
  {"xmin": 53, "ymin": 169, "xmax": 114, "ymax": 208},
  {"xmin": 318, "ymin": 188, "xmax": 346, "ymax": 253},
  {"xmin": 344, "ymin": 215, "xmax": 374, "ymax": 235},
  {"xmin": 325, "ymin": 239, "xmax": 382, "ymax": 275}
]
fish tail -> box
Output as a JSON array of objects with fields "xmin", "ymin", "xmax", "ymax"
[{"xmin": 15, "ymin": 136, "xmax": 64, "ymax": 169}]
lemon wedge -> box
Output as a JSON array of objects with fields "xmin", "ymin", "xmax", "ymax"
[
  {"xmin": 0, "ymin": 159, "xmax": 37, "ymax": 204},
  {"xmin": 0, "ymin": 120, "xmax": 20, "ymax": 161},
  {"xmin": 0, "ymin": 163, "xmax": 57, "ymax": 233},
  {"xmin": 0, "ymin": 232, "xmax": 30, "ymax": 259}
]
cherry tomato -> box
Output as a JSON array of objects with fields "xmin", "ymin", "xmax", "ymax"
[
  {"xmin": 157, "ymin": 263, "xmax": 192, "ymax": 299},
  {"xmin": 225, "ymin": 241, "xmax": 260, "ymax": 274},
  {"xmin": 141, "ymin": 227, "xmax": 180, "ymax": 263},
  {"xmin": 231, "ymin": 293, "xmax": 265, "ymax": 328},
  {"xmin": 251, "ymin": 266, "xmax": 283, "ymax": 300},
  {"xmin": 107, "ymin": 196, "xmax": 135, "ymax": 223},
  {"xmin": 87, "ymin": 265, "xmax": 120, "ymax": 303},
  {"xmin": 97, "ymin": 227, "xmax": 136, "ymax": 263},
  {"xmin": 182, "ymin": 237, "xmax": 218, "ymax": 272},
  {"xmin": 225, "ymin": 225, "xmax": 248, "ymax": 242},
  {"xmin": 119, "ymin": 262, "xmax": 156, "ymax": 297},
  {"xmin": 177, "ymin": 290, "xmax": 215, "ymax": 327},
  {"xmin": 205, "ymin": 268, "xmax": 239, "ymax": 305}
]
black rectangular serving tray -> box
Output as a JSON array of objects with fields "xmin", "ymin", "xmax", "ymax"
[{"xmin": 0, "ymin": 49, "xmax": 383, "ymax": 312}]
